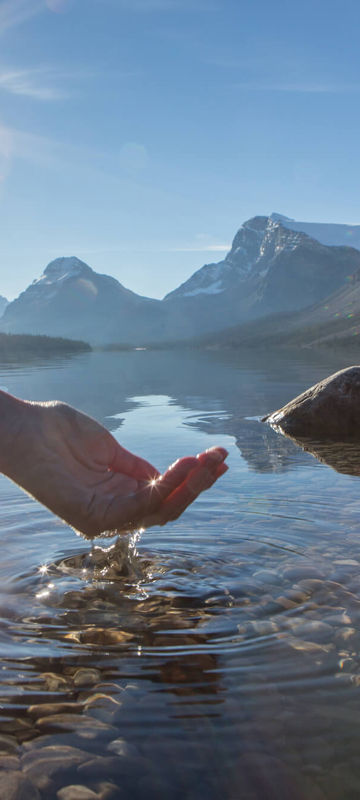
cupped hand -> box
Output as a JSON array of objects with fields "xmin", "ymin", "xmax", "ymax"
[{"xmin": 10, "ymin": 400, "xmax": 228, "ymax": 537}]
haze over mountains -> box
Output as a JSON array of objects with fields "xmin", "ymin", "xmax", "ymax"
[{"xmin": 2, "ymin": 214, "xmax": 360, "ymax": 346}]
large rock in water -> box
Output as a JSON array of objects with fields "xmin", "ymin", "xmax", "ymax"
[{"xmin": 262, "ymin": 366, "xmax": 360, "ymax": 440}]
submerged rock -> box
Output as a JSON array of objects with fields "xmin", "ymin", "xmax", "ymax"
[{"xmin": 262, "ymin": 366, "xmax": 360, "ymax": 440}]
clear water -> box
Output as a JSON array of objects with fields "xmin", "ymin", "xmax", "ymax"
[{"xmin": 1, "ymin": 348, "xmax": 360, "ymax": 799}]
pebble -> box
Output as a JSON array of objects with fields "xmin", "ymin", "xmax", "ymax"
[
  {"xmin": 22, "ymin": 745, "xmax": 92, "ymax": 791},
  {"xmin": 334, "ymin": 627, "xmax": 358, "ymax": 644},
  {"xmin": 76, "ymin": 629, "xmax": 134, "ymax": 646},
  {"xmin": 28, "ymin": 702, "xmax": 83, "ymax": 718},
  {"xmin": 248, "ymin": 620, "xmax": 279, "ymax": 636},
  {"xmin": 57, "ymin": 786, "xmax": 100, "ymax": 800},
  {"xmin": 294, "ymin": 579, "xmax": 325, "ymax": 593},
  {"xmin": 83, "ymin": 694, "xmax": 121, "ymax": 711},
  {"xmin": 73, "ymin": 669, "xmax": 101, "ymax": 688},
  {"xmin": 0, "ymin": 755, "xmax": 20, "ymax": 770},
  {"xmin": 39, "ymin": 672, "xmax": 68, "ymax": 691},
  {"xmin": 325, "ymin": 612, "xmax": 351, "ymax": 626},
  {"xmin": 94, "ymin": 783, "xmax": 122, "ymax": 800},
  {"xmin": 282, "ymin": 566, "xmax": 325, "ymax": 582},
  {"xmin": 107, "ymin": 738, "xmax": 140, "ymax": 757},
  {"xmin": 35, "ymin": 713, "xmax": 116, "ymax": 739},
  {"xmin": 287, "ymin": 637, "xmax": 333, "ymax": 654},
  {"xmin": 290, "ymin": 621, "xmax": 333, "ymax": 643},
  {"xmin": 274, "ymin": 595, "xmax": 299, "ymax": 610},
  {"xmin": 252, "ymin": 569, "xmax": 282, "ymax": 585},
  {"xmin": 0, "ymin": 771, "xmax": 41, "ymax": 800},
  {"xmin": 0, "ymin": 734, "xmax": 18, "ymax": 753}
]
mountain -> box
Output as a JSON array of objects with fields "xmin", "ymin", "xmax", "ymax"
[
  {"xmin": 163, "ymin": 216, "xmax": 360, "ymax": 337},
  {"xmin": 3, "ymin": 217, "xmax": 360, "ymax": 345},
  {"xmin": 0, "ymin": 257, "xmax": 167, "ymax": 346},
  {"xmin": 0, "ymin": 295, "xmax": 8, "ymax": 317}
]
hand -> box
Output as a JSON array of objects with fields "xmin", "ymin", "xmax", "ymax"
[{"xmin": 7, "ymin": 399, "xmax": 228, "ymax": 537}]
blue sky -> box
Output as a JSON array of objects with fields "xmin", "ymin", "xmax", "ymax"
[{"xmin": 1, "ymin": 0, "xmax": 360, "ymax": 300}]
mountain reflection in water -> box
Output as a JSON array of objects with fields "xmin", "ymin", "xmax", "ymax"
[{"xmin": 1, "ymin": 349, "xmax": 360, "ymax": 800}]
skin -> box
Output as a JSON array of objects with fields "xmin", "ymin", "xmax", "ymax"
[{"xmin": 0, "ymin": 391, "xmax": 228, "ymax": 538}]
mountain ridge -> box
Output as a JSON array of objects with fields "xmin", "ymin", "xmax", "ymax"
[{"xmin": 2, "ymin": 214, "xmax": 360, "ymax": 345}]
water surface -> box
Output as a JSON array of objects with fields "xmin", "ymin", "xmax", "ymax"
[{"xmin": 1, "ymin": 348, "xmax": 360, "ymax": 800}]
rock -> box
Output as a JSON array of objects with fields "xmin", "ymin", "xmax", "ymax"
[
  {"xmin": 262, "ymin": 366, "xmax": 360, "ymax": 439},
  {"xmin": 72, "ymin": 669, "xmax": 101, "ymax": 687},
  {"xmin": 57, "ymin": 786, "xmax": 99, "ymax": 800},
  {"xmin": 0, "ymin": 755, "xmax": 20, "ymax": 770},
  {"xmin": 0, "ymin": 771, "xmax": 41, "ymax": 800},
  {"xmin": 28, "ymin": 702, "xmax": 83, "ymax": 718},
  {"xmin": 95, "ymin": 783, "xmax": 122, "ymax": 800},
  {"xmin": 107, "ymin": 738, "xmax": 139, "ymax": 757},
  {"xmin": 22, "ymin": 745, "xmax": 91, "ymax": 791},
  {"xmin": 39, "ymin": 672, "xmax": 68, "ymax": 691},
  {"xmin": 0, "ymin": 734, "xmax": 18, "ymax": 753},
  {"xmin": 35, "ymin": 714, "xmax": 115, "ymax": 739},
  {"xmin": 282, "ymin": 566, "xmax": 324, "ymax": 582}
]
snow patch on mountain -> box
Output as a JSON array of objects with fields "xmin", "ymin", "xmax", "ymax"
[
  {"xmin": 182, "ymin": 279, "xmax": 224, "ymax": 297},
  {"xmin": 33, "ymin": 257, "xmax": 89, "ymax": 287}
]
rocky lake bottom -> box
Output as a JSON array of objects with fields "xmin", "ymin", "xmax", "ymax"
[{"xmin": 1, "ymin": 348, "xmax": 360, "ymax": 800}]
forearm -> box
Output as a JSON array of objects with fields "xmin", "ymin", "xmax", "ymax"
[{"xmin": 0, "ymin": 390, "xmax": 36, "ymax": 480}]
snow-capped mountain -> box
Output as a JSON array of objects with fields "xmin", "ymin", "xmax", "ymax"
[
  {"xmin": 1, "ymin": 257, "xmax": 167, "ymax": 345},
  {"xmin": 163, "ymin": 216, "xmax": 360, "ymax": 337},
  {"xmin": 3, "ymin": 216, "xmax": 360, "ymax": 345}
]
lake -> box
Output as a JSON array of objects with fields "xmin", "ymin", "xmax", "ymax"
[{"xmin": 1, "ymin": 347, "xmax": 360, "ymax": 800}]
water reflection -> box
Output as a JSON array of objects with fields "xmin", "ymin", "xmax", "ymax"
[{"xmin": 271, "ymin": 430, "xmax": 360, "ymax": 477}]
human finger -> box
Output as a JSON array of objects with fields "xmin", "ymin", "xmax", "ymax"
[
  {"xmin": 109, "ymin": 442, "xmax": 160, "ymax": 481},
  {"xmin": 104, "ymin": 455, "xmax": 199, "ymax": 530},
  {"xmin": 143, "ymin": 457, "xmax": 228, "ymax": 527}
]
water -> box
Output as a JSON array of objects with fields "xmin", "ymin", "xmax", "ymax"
[{"xmin": 1, "ymin": 348, "xmax": 360, "ymax": 799}]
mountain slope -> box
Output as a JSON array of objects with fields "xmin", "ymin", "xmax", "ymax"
[{"xmin": 179, "ymin": 268, "xmax": 360, "ymax": 350}]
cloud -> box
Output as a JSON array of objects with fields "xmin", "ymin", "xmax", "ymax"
[
  {"xmin": 0, "ymin": 0, "xmax": 43, "ymax": 35},
  {"xmin": 234, "ymin": 82, "xmax": 360, "ymax": 94},
  {"xmin": 164, "ymin": 244, "xmax": 230, "ymax": 253},
  {"xmin": 0, "ymin": 68, "xmax": 67, "ymax": 100}
]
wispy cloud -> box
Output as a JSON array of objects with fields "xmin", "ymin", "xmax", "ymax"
[
  {"xmin": 0, "ymin": 0, "xmax": 43, "ymax": 35},
  {"xmin": 166, "ymin": 244, "xmax": 229, "ymax": 252},
  {"xmin": 234, "ymin": 82, "xmax": 360, "ymax": 94},
  {"xmin": 0, "ymin": 68, "xmax": 67, "ymax": 99}
]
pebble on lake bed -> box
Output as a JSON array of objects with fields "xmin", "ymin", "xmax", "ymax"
[
  {"xmin": 57, "ymin": 786, "xmax": 100, "ymax": 800},
  {"xmin": 0, "ymin": 771, "xmax": 40, "ymax": 800}
]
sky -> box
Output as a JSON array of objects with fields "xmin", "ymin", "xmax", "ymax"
[{"xmin": 1, "ymin": 0, "xmax": 360, "ymax": 300}]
